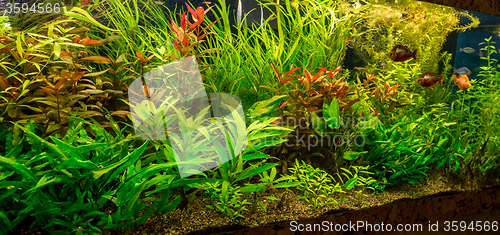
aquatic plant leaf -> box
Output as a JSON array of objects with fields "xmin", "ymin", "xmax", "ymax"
[
  {"xmin": 323, "ymin": 98, "xmax": 340, "ymax": 129},
  {"xmin": 0, "ymin": 156, "xmax": 37, "ymax": 183},
  {"xmin": 15, "ymin": 33, "xmax": 24, "ymax": 60},
  {"xmin": 259, "ymin": 85, "xmax": 276, "ymax": 92},
  {"xmin": 310, "ymin": 112, "xmax": 327, "ymax": 135},
  {"xmin": 92, "ymin": 141, "xmax": 148, "ymax": 181},
  {"xmin": 53, "ymin": 42, "xmax": 61, "ymax": 58},
  {"xmin": 241, "ymin": 153, "xmax": 270, "ymax": 161},
  {"xmin": 280, "ymin": 77, "xmax": 294, "ymax": 84},
  {"xmin": 270, "ymin": 181, "xmax": 300, "ymax": 189},
  {"xmin": 64, "ymin": 7, "xmax": 117, "ymax": 32},
  {"xmin": 81, "ymin": 56, "xmax": 110, "ymax": 63},
  {"xmin": 343, "ymin": 151, "xmax": 367, "ymax": 161},
  {"xmin": 246, "ymin": 95, "xmax": 287, "ymax": 122},
  {"xmin": 235, "ymin": 163, "xmax": 277, "ymax": 182},
  {"xmin": 344, "ymin": 177, "xmax": 357, "ymax": 190}
]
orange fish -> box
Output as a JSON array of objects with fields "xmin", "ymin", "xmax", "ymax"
[
  {"xmin": 453, "ymin": 75, "xmax": 471, "ymax": 90},
  {"xmin": 388, "ymin": 45, "xmax": 417, "ymax": 62},
  {"xmin": 72, "ymin": 35, "xmax": 102, "ymax": 45},
  {"xmin": 416, "ymin": 72, "xmax": 443, "ymax": 88}
]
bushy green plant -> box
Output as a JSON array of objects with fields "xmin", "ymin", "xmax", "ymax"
[
  {"xmin": 444, "ymin": 36, "xmax": 500, "ymax": 179},
  {"xmin": 0, "ymin": 117, "xmax": 139, "ymax": 234},
  {"xmin": 202, "ymin": 116, "xmax": 295, "ymax": 219},
  {"xmin": 202, "ymin": 180, "xmax": 251, "ymax": 219},
  {"xmin": 359, "ymin": 109, "xmax": 451, "ymax": 185},
  {"xmin": 337, "ymin": 165, "xmax": 384, "ymax": 192},
  {"xmin": 287, "ymin": 159, "xmax": 343, "ymax": 212}
]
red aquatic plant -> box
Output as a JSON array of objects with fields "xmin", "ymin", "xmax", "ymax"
[{"xmin": 168, "ymin": 3, "xmax": 220, "ymax": 57}]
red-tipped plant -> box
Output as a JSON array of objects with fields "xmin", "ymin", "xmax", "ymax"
[
  {"xmin": 361, "ymin": 71, "xmax": 400, "ymax": 117},
  {"xmin": 168, "ymin": 3, "xmax": 220, "ymax": 57}
]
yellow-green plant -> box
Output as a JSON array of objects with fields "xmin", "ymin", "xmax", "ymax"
[{"xmin": 350, "ymin": 0, "xmax": 479, "ymax": 72}]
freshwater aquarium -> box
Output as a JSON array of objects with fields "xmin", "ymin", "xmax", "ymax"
[{"xmin": 0, "ymin": 0, "xmax": 499, "ymax": 234}]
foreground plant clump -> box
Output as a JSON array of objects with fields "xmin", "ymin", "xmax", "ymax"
[{"xmin": 1, "ymin": 0, "xmax": 499, "ymax": 234}]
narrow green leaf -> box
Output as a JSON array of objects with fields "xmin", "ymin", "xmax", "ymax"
[
  {"xmin": 64, "ymin": 7, "xmax": 118, "ymax": 31},
  {"xmin": 16, "ymin": 32, "xmax": 24, "ymax": 59},
  {"xmin": 235, "ymin": 163, "xmax": 277, "ymax": 182}
]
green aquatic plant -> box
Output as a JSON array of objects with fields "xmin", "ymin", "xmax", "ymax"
[
  {"xmin": 199, "ymin": 0, "xmax": 365, "ymax": 109},
  {"xmin": 337, "ymin": 165, "xmax": 383, "ymax": 192},
  {"xmin": 359, "ymin": 110, "xmax": 451, "ymax": 186},
  {"xmin": 203, "ymin": 166, "xmax": 297, "ymax": 219},
  {"xmin": 202, "ymin": 180, "xmax": 251, "ymax": 219},
  {"xmin": 0, "ymin": 117, "xmax": 141, "ymax": 234},
  {"xmin": 444, "ymin": 36, "xmax": 500, "ymax": 179},
  {"xmin": 94, "ymin": 0, "xmax": 220, "ymax": 68},
  {"xmin": 287, "ymin": 159, "xmax": 343, "ymax": 213},
  {"xmin": 93, "ymin": 0, "xmax": 167, "ymax": 61},
  {"xmin": 478, "ymin": 36, "xmax": 499, "ymax": 84},
  {"xmin": 200, "ymin": 115, "xmax": 294, "ymax": 219}
]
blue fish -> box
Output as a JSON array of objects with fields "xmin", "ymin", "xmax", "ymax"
[{"xmin": 454, "ymin": 67, "xmax": 472, "ymax": 76}]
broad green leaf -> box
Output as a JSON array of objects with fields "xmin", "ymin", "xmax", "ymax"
[
  {"xmin": 0, "ymin": 156, "xmax": 37, "ymax": 183},
  {"xmin": 24, "ymin": 175, "xmax": 74, "ymax": 195},
  {"xmin": 343, "ymin": 151, "xmax": 367, "ymax": 161},
  {"xmin": 344, "ymin": 177, "xmax": 357, "ymax": 190},
  {"xmin": 323, "ymin": 98, "xmax": 340, "ymax": 129},
  {"xmin": 16, "ymin": 32, "xmax": 24, "ymax": 59},
  {"xmin": 242, "ymin": 153, "xmax": 271, "ymax": 161},
  {"xmin": 310, "ymin": 112, "xmax": 328, "ymax": 135}
]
